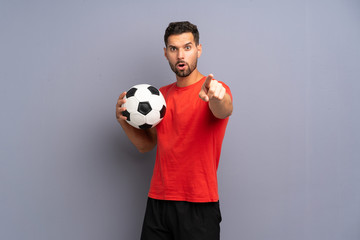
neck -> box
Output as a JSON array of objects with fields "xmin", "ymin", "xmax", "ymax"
[{"xmin": 176, "ymin": 69, "xmax": 204, "ymax": 87}]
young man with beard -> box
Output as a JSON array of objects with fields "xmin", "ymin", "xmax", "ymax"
[{"xmin": 116, "ymin": 21, "xmax": 233, "ymax": 240}]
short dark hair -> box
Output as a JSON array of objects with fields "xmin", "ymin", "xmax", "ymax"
[{"xmin": 164, "ymin": 21, "xmax": 199, "ymax": 47}]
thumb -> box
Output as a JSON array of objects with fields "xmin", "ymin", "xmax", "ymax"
[{"xmin": 199, "ymin": 89, "xmax": 209, "ymax": 102}]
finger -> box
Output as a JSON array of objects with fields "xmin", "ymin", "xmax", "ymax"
[
  {"xmin": 207, "ymin": 86, "xmax": 214, "ymax": 99},
  {"xmin": 116, "ymin": 106, "xmax": 123, "ymax": 116},
  {"xmin": 116, "ymin": 91, "xmax": 128, "ymax": 121},
  {"xmin": 116, "ymin": 106, "xmax": 128, "ymax": 120},
  {"xmin": 118, "ymin": 114, "xmax": 128, "ymax": 120},
  {"xmin": 199, "ymin": 91, "xmax": 209, "ymax": 102},
  {"xmin": 118, "ymin": 91, "xmax": 127, "ymax": 101},
  {"xmin": 117, "ymin": 98, "xmax": 126, "ymax": 107},
  {"xmin": 213, "ymin": 83, "xmax": 223, "ymax": 99},
  {"xmin": 116, "ymin": 113, "xmax": 128, "ymax": 121},
  {"xmin": 117, "ymin": 106, "xmax": 126, "ymax": 113},
  {"xmin": 204, "ymin": 74, "xmax": 214, "ymax": 89},
  {"xmin": 116, "ymin": 92, "xmax": 127, "ymax": 107},
  {"xmin": 207, "ymin": 80, "xmax": 218, "ymax": 99},
  {"xmin": 218, "ymin": 86, "xmax": 226, "ymax": 100}
]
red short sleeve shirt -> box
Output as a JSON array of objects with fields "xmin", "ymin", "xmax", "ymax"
[{"xmin": 149, "ymin": 77, "xmax": 232, "ymax": 202}]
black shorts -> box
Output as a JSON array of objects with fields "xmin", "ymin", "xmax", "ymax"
[{"xmin": 140, "ymin": 197, "xmax": 222, "ymax": 240}]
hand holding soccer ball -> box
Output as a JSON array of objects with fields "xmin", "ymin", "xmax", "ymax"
[{"xmin": 116, "ymin": 84, "xmax": 166, "ymax": 129}]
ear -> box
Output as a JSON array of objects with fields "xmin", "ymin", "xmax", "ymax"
[
  {"xmin": 197, "ymin": 44, "xmax": 202, "ymax": 58},
  {"xmin": 164, "ymin": 47, "xmax": 168, "ymax": 60}
]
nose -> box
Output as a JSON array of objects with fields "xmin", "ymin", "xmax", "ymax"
[{"xmin": 177, "ymin": 48, "xmax": 185, "ymax": 59}]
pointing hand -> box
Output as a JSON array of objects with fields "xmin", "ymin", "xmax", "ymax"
[{"xmin": 199, "ymin": 74, "xmax": 226, "ymax": 102}]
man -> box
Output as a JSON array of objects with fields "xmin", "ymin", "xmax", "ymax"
[{"xmin": 116, "ymin": 21, "xmax": 233, "ymax": 240}]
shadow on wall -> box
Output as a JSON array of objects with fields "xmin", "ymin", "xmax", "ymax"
[{"xmin": 105, "ymin": 124, "xmax": 156, "ymax": 197}]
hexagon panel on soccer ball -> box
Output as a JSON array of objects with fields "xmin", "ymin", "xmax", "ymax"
[
  {"xmin": 134, "ymin": 87, "xmax": 152, "ymax": 102},
  {"xmin": 148, "ymin": 95, "xmax": 165, "ymax": 111},
  {"xmin": 128, "ymin": 112, "xmax": 146, "ymax": 126},
  {"xmin": 124, "ymin": 97, "xmax": 139, "ymax": 113},
  {"xmin": 146, "ymin": 110, "xmax": 161, "ymax": 125}
]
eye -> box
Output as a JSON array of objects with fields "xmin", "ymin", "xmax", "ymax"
[
  {"xmin": 185, "ymin": 45, "xmax": 191, "ymax": 50},
  {"xmin": 169, "ymin": 46, "xmax": 177, "ymax": 52}
]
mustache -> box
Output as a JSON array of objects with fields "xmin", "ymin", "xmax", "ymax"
[{"xmin": 176, "ymin": 61, "xmax": 187, "ymax": 65}]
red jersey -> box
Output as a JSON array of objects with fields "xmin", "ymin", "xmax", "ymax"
[{"xmin": 149, "ymin": 77, "xmax": 232, "ymax": 202}]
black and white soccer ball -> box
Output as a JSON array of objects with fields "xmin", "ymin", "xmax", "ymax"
[{"xmin": 121, "ymin": 84, "xmax": 166, "ymax": 129}]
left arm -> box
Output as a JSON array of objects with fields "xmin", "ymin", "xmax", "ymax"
[{"xmin": 199, "ymin": 74, "xmax": 233, "ymax": 119}]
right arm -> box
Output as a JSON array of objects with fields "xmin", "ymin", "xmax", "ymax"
[{"xmin": 116, "ymin": 92, "xmax": 157, "ymax": 153}]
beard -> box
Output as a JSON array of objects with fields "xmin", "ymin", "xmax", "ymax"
[{"xmin": 169, "ymin": 60, "xmax": 197, "ymax": 78}]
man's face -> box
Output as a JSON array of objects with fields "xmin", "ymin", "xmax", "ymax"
[{"xmin": 164, "ymin": 32, "xmax": 202, "ymax": 78}]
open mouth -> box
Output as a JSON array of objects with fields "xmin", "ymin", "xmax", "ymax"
[{"xmin": 176, "ymin": 62, "xmax": 187, "ymax": 70}]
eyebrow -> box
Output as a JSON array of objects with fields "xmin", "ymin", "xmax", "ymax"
[{"xmin": 168, "ymin": 42, "xmax": 194, "ymax": 48}]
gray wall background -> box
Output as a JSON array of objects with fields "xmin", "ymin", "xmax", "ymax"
[{"xmin": 1, "ymin": 0, "xmax": 359, "ymax": 239}]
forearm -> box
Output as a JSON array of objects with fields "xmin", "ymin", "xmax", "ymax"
[
  {"xmin": 116, "ymin": 91, "xmax": 157, "ymax": 153},
  {"xmin": 209, "ymin": 93, "xmax": 233, "ymax": 119},
  {"xmin": 118, "ymin": 119, "xmax": 157, "ymax": 153}
]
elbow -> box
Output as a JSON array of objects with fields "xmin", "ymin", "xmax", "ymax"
[
  {"xmin": 136, "ymin": 143, "xmax": 156, "ymax": 154},
  {"xmin": 215, "ymin": 112, "xmax": 232, "ymax": 119},
  {"xmin": 214, "ymin": 107, "xmax": 233, "ymax": 119},
  {"xmin": 138, "ymin": 148, "xmax": 150, "ymax": 154},
  {"xmin": 226, "ymin": 108, "xmax": 233, "ymax": 118},
  {"xmin": 136, "ymin": 146, "xmax": 149, "ymax": 154}
]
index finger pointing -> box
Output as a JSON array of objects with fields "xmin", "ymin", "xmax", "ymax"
[{"xmin": 204, "ymin": 74, "xmax": 214, "ymax": 88}]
